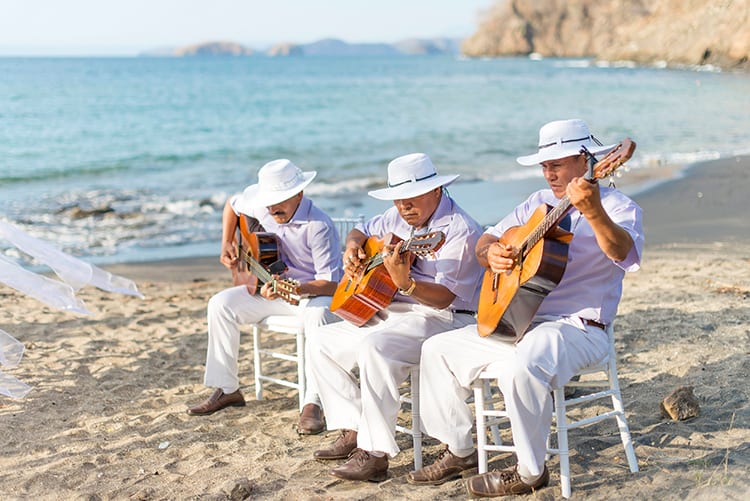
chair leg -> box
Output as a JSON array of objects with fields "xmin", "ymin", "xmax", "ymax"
[
  {"xmin": 473, "ymin": 382, "xmax": 489, "ymax": 474},
  {"xmin": 608, "ymin": 367, "xmax": 639, "ymax": 473},
  {"xmin": 410, "ymin": 367, "xmax": 423, "ymax": 470},
  {"xmin": 605, "ymin": 324, "xmax": 639, "ymax": 473},
  {"xmin": 296, "ymin": 329, "xmax": 305, "ymax": 412},
  {"xmin": 252, "ymin": 324, "xmax": 263, "ymax": 401},
  {"xmin": 485, "ymin": 379, "xmax": 502, "ymax": 446},
  {"xmin": 553, "ymin": 388, "xmax": 572, "ymax": 499}
]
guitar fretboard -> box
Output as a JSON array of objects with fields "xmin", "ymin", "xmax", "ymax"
[
  {"xmin": 363, "ymin": 237, "xmax": 414, "ymax": 274},
  {"xmin": 238, "ymin": 247, "xmax": 274, "ymax": 283},
  {"xmin": 523, "ymin": 196, "xmax": 573, "ymax": 257}
]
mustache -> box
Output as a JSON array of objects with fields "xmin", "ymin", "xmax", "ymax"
[{"xmin": 270, "ymin": 210, "xmax": 286, "ymax": 216}]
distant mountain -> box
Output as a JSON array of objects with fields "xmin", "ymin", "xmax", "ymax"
[
  {"xmin": 140, "ymin": 38, "xmax": 462, "ymax": 58},
  {"xmin": 300, "ymin": 38, "xmax": 399, "ymax": 56},
  {"xmin": 297, "ymin": 37, "xmax": 461, "ymax": 56},
  {"xmin": 174, "ymin": 41, "xmax": 253, "ymax": 56},
  {"xmin": 393, "ymin": 38, "xmax": 462, "ymax": 55},
  {"xmin": 267, "ymin": 42, "xmax": 304, "ymax": 57},
  {"xmin": 140, "ymin": 41, "xmax": 253, "ymax": 57}
]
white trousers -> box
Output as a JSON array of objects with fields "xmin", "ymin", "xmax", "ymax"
[
  {"xmin": 307, "ymin": 302, "xmax": 475, "ymax": 457},
  {"xmin": 204, "ymin": 285, "xmax": 337, "ymax": 405},
  {"xmin": 420, "ymin": 318, "xmax": 609, "ymax": 476}
]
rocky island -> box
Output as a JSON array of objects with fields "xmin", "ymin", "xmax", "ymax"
[
  {"xmin": 141, "ymin": 38, "xmax": 461, "ymax": 58},
  {"xmin": 173, "ymin": 41, "xmax": 253, "ymax": 56}
]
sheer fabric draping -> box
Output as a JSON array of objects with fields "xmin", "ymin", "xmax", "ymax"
[{"xmin": 0, "ymin": 220, "xmax": 143, "ymax": 399}]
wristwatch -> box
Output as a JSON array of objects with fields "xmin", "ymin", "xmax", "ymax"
[{"xmin": 398, "ymin": 277, "xmax": 417, "ymax": 296}]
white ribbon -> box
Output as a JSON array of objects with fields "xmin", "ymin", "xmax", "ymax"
[
  {"xmin": 0, "ymin": 253, "xmax": 90, "ymax": 314},
  {"xmin": 0, "ymin": 219, "xmax": 145, "ymax": 399},
  {"xmin": 0, "ymin": 220, "xmax": 143, "ymax": 297},
  {"xmin": 0, "ymin": 329, "xmax": 32, "ymax": 399}
]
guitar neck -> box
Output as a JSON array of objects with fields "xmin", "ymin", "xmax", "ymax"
[
  {"xmin": 241, "ymin": 249, "xmax": 300, "ymax": 302},
  {"xmin": 364, "ymin": 236, "xmax": 414, "ymax": 273},
  {"xmin": 241, "ymin": 250, "xmax": 274, "ymax": 283},
  {"xmin": 522, "ymin": 196, "xmax": 573, "ymax": 257}
]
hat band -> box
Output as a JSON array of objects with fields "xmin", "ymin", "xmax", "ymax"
[
  {"xmin": 538, "ymin": 135, "xmax": 603, "ymax": 150},
  {"xmin": 388, "ymin": 172, "xmax": 437, "ymax": 188}
]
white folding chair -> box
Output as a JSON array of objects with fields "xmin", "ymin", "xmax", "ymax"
[
  {"xmin": 338, "ymin": 214, "xmax": 426, "ymax": 467},
  {"xmin": 396, "ymin": 367, "xmax": 423, "ymax": 470},
  {"xmin": 331, "ymin": 215, "xmax": 365, "ymax": 242},
  {"xmin": 249, "ymin": 216, "xmax": 365, "ymax": 411},
  {"xmin": 252, "ymin": 316, "xmax": 307, "ymax": 411},
  {"xmin": 472, "ymin": 324, "xmax": 639, "ymax": 498}
]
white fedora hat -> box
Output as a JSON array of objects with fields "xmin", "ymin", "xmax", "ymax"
[
  {"xmin": 232, "ymin": 159, "xmax": 316, "ymax": 213},
  {"xmin": 368, "ymin": 153, "xmax": 459, "ymax": 201},
  {"xmin": 516, "ymin": 119, "xmax": 618, "ymax": 166}
]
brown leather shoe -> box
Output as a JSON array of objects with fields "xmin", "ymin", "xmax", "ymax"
[
  {"xmin": 407, "ymin": 445, "xmax": 478, "ymax": 485},
  {"xmin": 330, "ymin": 449, "xmax": 388, "ymax": 482},
  {"xmin": 466, "ymin": 464, "xmax": 549, "ymax": 497},
  {"xmin": 186, "ymin": 388, "xmax": 245, "ymax": 416},
  {"xmin": 297, "ymin": 403, "xmax": 325, "ymax": 435},
  {"xmin": 313, "ymin": 429, "xmax": 358, "ymax": 460}
]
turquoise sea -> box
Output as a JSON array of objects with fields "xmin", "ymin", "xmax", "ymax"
[{"xmin": 1, "ymin": 56, "xmax": 749, "ymax": 264}]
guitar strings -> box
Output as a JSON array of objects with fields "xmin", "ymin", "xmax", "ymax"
[
  {"xmin": 237, "ymin": 245, "xmax": 300, "ymax": 298},
  {"xmin": 237, "ymin": 246, "xmax": 273, "ymax": 282},
  {"xmin": 366, "ymin": 231, "xmax": 441, "ymax": 273}
]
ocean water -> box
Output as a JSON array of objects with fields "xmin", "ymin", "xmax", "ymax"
[{"xmin": 1, "ymin": 55, "xmax": 749, "ymax": 265}]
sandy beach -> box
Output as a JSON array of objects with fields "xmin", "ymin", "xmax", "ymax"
[{"xmin": 1, "ymin": 156, "xmax": 748, "ymax": 500}]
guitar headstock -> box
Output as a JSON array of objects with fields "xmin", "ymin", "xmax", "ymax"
[
  {"xmin": 592, "ymin": 138, "xmax": 636, "ymax": 180},
  {"xmin": 273, "ymin": 278, "xmax": 302, "ymax": 305},
  {"xmin": 405, "ymin": 231, "xmax": 446, "ymax": 258}
]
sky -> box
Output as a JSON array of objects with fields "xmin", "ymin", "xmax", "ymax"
[{"xmin": 0, "ymin": 0, "xmax": 494, "ymax": 56}]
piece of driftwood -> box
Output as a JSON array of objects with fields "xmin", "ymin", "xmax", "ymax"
[{"xmin": 660, "ymin": 386, "xmax": 700, "ymax": 420}]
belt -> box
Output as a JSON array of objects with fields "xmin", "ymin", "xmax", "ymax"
[
  {"xmin": 454, "ymin": 309, "xmax": 476, "ymax": 316},
  {"xmin": 581, "ymin": 318, "xmax": 606, "ymax": 330}
]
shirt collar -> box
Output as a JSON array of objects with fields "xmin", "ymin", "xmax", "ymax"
[
  {"xmin": 421, "ymin": 192, "xmax": 454, "ymax": 231},
  {"xmin": 277, "ymin": 196, "xmax": 312, "ymax": 225}
]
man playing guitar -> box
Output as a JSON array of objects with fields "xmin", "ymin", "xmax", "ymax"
[
  {"xmin": 308, "ymin": 153, "xmax": 483, "ymax": 482},
  {"xmin": 409, "ymin": 119, "xmax": 644, "ymax": 496},
  {"xmin": 187, "ymin": 159, "xmax": 342, "ymax": 438}
]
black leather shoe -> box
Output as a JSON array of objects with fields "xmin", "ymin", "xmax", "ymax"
[{"xmin": 186, "ymin": 388, "xmax": 245, "ymax": 416}]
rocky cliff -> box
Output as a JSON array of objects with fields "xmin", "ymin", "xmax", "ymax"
[{"xmin": 462, "ymin": 0, "xmax": 750, "ymax": 69}]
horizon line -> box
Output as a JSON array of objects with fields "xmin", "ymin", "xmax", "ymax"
[{"xmin": 0, "ymin": 35, "xmax": 470, "ymax": 57}]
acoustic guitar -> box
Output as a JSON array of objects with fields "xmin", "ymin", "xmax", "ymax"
[
  {"xmin": 477, "ymin": 139, "xmax": 636, "ymax": 339},
  {"xmin": 330, "ymin": 231, "xmax": 446, "ymax": 326},
  {"xmin": 232, "ymin": 215, "xmax": 301, "ymax": 305}
]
